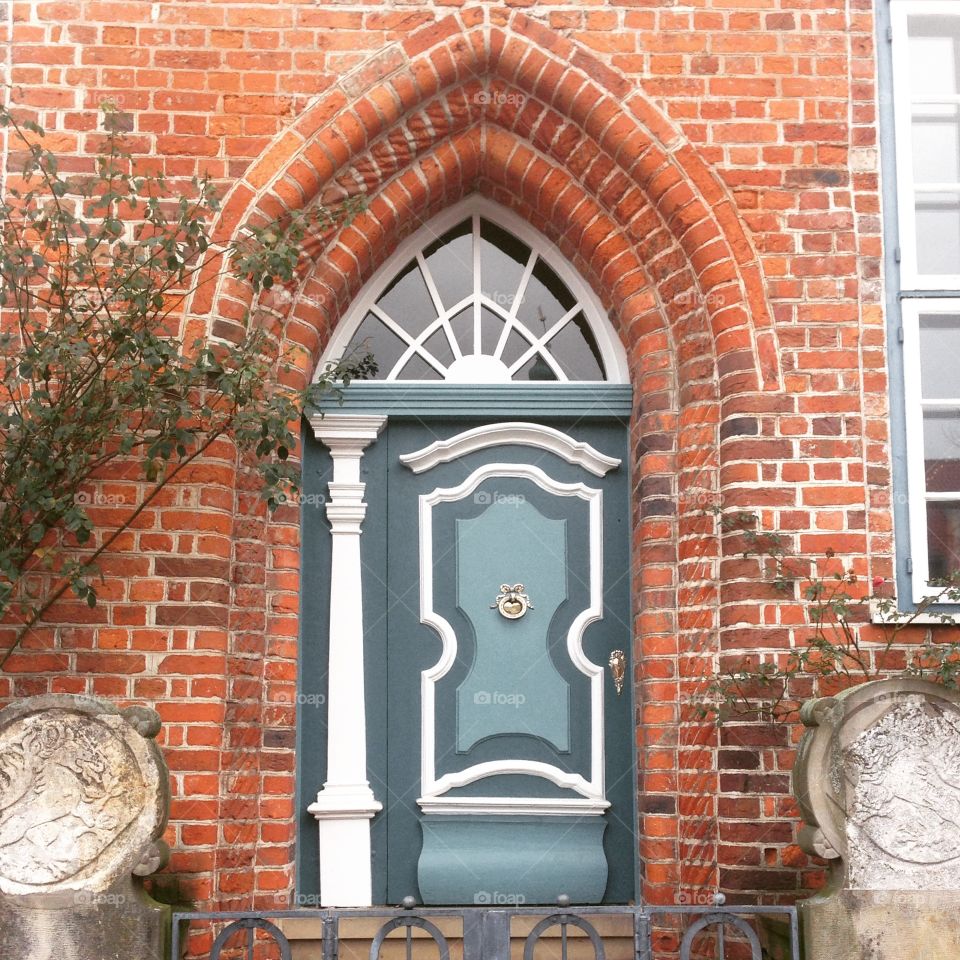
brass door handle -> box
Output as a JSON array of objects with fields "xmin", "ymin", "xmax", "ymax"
[{"xmin": 608, "ymin": 650, "xmax": 626, "ymax": 695}]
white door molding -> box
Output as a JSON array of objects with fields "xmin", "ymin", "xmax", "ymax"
[
  {"xmin": 413, "ymin": 459, "xmax": 607, "ymax": 815},
  {"xmin": 306, "ymin": 413, "xmax": 386, "ymax": 906},
  {"xmin": 418, "ymin": 796, "xmax": 610, "ymax": 816},
  {"xmin": 399, "ymin": 421, "xmax": 622, "ymax": 477}
]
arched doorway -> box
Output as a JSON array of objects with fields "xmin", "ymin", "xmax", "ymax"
[{"xmin": 297, "ymin": 197, "xmax": 636, "ymax": 907}]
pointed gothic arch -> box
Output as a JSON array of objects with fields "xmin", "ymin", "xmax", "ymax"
[
  {"xmin": 191, "ymin": 7, "xmax": 781, "ymax": 399},
  {"xmin": 187, "ymin": 8, "xmax": 786, "ymax": 906}
]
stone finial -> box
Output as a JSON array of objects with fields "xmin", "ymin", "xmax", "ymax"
[
  {"xmin": 793, "ymin": 678, "xmax": 960, "ymax": 960},
  {"xmin": 0, "ymin": 694, "xmax": 171, "ymax": 960},
  {"xmin": 793, "ymin": 677, "xmax": 960, "ymax": 890}
]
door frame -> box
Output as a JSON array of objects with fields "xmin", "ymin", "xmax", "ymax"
[{"xmin": 295, "ymin": 384, "xmax": 638, "ymax": 906}]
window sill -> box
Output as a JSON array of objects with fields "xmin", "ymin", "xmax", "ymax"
[{"xmin": 869, "ymin": 599, "xmax": 960, "ymax": 626}]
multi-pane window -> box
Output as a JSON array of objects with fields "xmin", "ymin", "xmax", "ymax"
[
  {"xmin": 902, "ymin": 303, "xmax": 960, "ymax": 588},
  {"xmin": 341, "ymin": 213, "xmax": 608, "ymax": 382},
  {"xmin": 892, "ymin": 5, "xmax": 960, "ymax": 284},
  {"xmin": 891, "ymin": 1, "xmax": 960, "ymax": 597}
]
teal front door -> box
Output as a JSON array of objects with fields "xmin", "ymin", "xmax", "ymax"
[{"xmin": 373, "ymin": 416, "xmax": 635, "ymax": 905}]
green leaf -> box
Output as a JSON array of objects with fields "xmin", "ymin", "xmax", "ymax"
[{"xmin": 0, "ymin": 93, "xmax": 372, "ymax": 664}]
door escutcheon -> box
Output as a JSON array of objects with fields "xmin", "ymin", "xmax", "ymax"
[
  {"xmin": 608, "ymin": 649, "xmax": 626, "ymax": 695},
  {"xmin": 492, "ymin": 584, "xmax": 533, "ymax": 619}
]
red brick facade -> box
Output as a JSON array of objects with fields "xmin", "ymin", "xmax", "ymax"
[{"xmin": 2, "ymin": 0, "xmax": 892, "ymax": 917}]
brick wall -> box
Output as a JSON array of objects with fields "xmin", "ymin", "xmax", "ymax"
[{"xmin": 2, "ymin": 0, "xmax": 898, "ymax": 916}]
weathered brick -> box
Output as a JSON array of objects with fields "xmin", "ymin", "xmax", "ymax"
[{"xmin": 0, "ymin": 0, "xmax": 901, "ymax": 913}]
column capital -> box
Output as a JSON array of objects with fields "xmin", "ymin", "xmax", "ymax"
[{"xmin": 308, "ymin": 413, "xmax": 386, "ymax": 452}]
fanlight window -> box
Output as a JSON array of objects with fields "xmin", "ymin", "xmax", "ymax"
[{"xmin": 343, "ymin": 214, "xmax": 608, "ymax": 382}]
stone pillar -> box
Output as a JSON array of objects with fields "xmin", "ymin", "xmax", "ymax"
[
  {"xmin": 0, "ymin": 694, "xmax": 170, "ymax": 960},
  {"xmin": 306, "ymin": 413, "xmax": 386, "ymax": 907},
  {"xmin": 793, "ymin": 678, "xmax": 960, "ymax": 960}
]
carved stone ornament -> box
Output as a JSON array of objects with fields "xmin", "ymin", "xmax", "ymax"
[
  {"xmin": 792, "ymin": 678, "xmax": 960, "ymax": 890},
  {"xmin": 0, "ymin": 694, "xmax": 169, "ymax": 898}
]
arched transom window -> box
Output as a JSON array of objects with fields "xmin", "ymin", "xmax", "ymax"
[{"xmin": 331, "ymin": 203, "xmax": 624, "ymax": 383}]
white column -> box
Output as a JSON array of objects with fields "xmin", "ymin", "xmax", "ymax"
[{"xmin": 306, "ymin": 413, "xmax": 386, "ymax": 907}]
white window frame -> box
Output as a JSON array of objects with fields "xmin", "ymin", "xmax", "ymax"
[
  {"xmin": 891, "ymin": 0, "xmax": 960, "ymax": 290},
  {"xmin": 901, "ymin": 299, "xmax": 960, "ymax": 602},
  {"xmin": 890, "ymin": 1, "xmax": 960, "ymax": 602},
  {"xmin": 318, "ymin": 196, "xmax": 630, "ymax": 384}
]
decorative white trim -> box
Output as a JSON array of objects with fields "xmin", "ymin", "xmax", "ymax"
[
  {"xmin": 309, "ymin": 413, "xmax": 389, "ymax": 450},
  {"xmin": 413, "ymin": 458, "xmax": 607, "ymax": 812},
  {"xmin": 900, "ymin": 299, "xmax": 960, "ymax": 603},
  {"xmin": 890, "ymin": 0, "xmax": 960, "ymax": 289},
  {"xmin": 316, "ymin": 196, "xmax": 630, "ymax": 383},
  {"xmin": 309, "ymin": 784, "xmax": 383, "ymax": 820},
  {"xmin": 432, "ymin": 759, "xmax": 595, "ymax": 795},
  {"xmin": 399, "ymin": 421, "xmax": 622, "ymax": 477},
  {"xmin": 417, "ymin": 797, "xmax": 610, "ymax": 817},
  {"xmin": 306, "ymin": 413, "xmax": 386, "ymax": 907}
]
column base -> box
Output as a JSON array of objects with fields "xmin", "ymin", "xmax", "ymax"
[
  {"xmin": 308, "ymin": 784, "xmax": 382, "ymax": 907},
  {"xmin": 800, "ymin": 887, "xmax": 960, "ymax": 960}
]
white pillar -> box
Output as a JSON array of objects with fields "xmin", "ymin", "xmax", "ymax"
[{"xmin": 306, "ymin": 413, "xmax": 386, "ymax": 907}]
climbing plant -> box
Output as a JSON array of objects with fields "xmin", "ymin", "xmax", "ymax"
[
  {"xmin": 0, "ymin": 101, "xmax": 374, "ymax": 667},
  {"xmin": 699, "ymin": 509, "xmax": 960, "ymax": 721}
]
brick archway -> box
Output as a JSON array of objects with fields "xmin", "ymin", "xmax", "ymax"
[
  {"xmin": 192, "ymin": 7, "xmax": 783, "ymax": 909},
  {"xmin": 194, "ymin": 7, "xmax": 780, "ymax": 400}
]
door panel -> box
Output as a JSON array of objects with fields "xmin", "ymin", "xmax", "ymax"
[
  {"xmin": 295, "ymin": 414, "xmax": 634, "ymax": 905},
  {"xmin": 453, "ymin": 492, "xmax": 572, "ymax": 754},
  {"xmin": 428, "ymin": 476, "xmax": 592, "ymax": 773},
  {"xmin": 383, "ymin": 418, "xmax": 634, "ymax": 905}
]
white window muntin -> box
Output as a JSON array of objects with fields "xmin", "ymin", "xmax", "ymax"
[
  {"xmin": 902, "ymin": 298, "xmax": 960, "ymax": 600},
  {"xmin": 318, "ymin": 197, "xmax": 630, "ymax": 384},
  {"xmin": 891, "ymin": 0, "xmax": 960, "ymax": 289}
]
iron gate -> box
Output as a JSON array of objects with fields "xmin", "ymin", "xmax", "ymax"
[{"xmin": 171, "ymin": 897, "xmax": 799, "ymax": 960}]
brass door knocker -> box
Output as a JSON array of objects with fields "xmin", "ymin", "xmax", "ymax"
[{"xmin": 492, "ymin": 584, "xmax": 533, "ymax": 620}]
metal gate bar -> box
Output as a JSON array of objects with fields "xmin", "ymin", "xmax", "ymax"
[{"xmin": 170, "ymin": 900, "xmax": 800, "ymax": 960}]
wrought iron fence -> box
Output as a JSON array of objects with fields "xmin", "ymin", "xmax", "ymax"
[{"xmin": 170, "ymin": 897, "xmax": 799, "ymax": 960}]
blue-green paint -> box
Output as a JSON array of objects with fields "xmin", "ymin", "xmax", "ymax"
[
  {"xmin": 298, "ymin": 415, "xmax": 637, "ymax": 906},
  {"xmin": 310, "ymin": 383, "xmax": 632, "ymax": 418},
  {"xmin": 294, "ymin": 431, "xmax": 333, "ymax": 901},
  {"xmin": 428, "ymin": 477, "xmax": 591, "ymax": 778},
  {"xmin": 455, "ymin": 501, "xmax": 569, "ymax": 753},
  {"xmin": 417, "ymin": 816, "xmax": 608, "ymax": 905}
]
